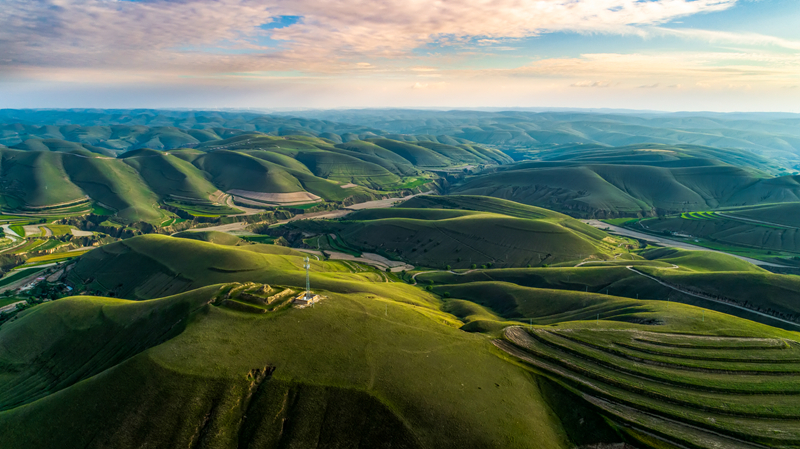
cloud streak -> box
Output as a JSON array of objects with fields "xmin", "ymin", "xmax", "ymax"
[{"xmin": 0, "ymin": 0, "xmax": 739, "ymax": 78}]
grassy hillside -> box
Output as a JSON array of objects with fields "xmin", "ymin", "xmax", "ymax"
[
  {"xmin": 5, "ymin": 241, "xmax": 800, "ymax": 448},
  {"xmin": 499, "ymin": 310, "xmax": 800, "ymax": 448},
  {"xmin": 0, "ymin": 134, "xmax": 511, "ymax": 223},
  {"xmin": 0, "ymin": 281, "xmax": 573, "ymax": 448},
  {"xmin": 291, "ymin": 109, "xmax": 800, "ymax": 167},
  {"xmin": 453, "ymin": 159, "xmax": 800, "ymax": 218},
  {"xmin": 417, "ymin": 247, "xmax": 800, "ymax": 331},
  {"xmin": 5, "ymin": 219, "xmax": 800, "ymax": 448},
  {"xmin": 173, "ymin": 230, "xmax": 243, "ymax": 246},
  {"xmin": 68, "ymin": 234, "xmax": 411, "ymax": 299},
  {"xmin": 274, "ymin": 198, "xmax": 620, "ymax": 269},
  {"xmin": 636, "ymin": 204, "xmax": 800, "ymax": 255}
]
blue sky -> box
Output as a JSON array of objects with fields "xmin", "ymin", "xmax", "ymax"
[{"xmin": 0, "ymin": 0, "xmax": 798, "ymax": 111}]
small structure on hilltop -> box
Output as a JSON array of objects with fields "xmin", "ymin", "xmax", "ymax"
[{"xmin": 294, "ymin": 256, "xmax": 322, "ymax": 308}]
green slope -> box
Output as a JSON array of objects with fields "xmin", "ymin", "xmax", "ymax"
[
  {"xmin": 0, "ymin": 149, "xmax": 88, "ymax": 207},
  {"xmin": 120, "ymin": 149, "xmax": 219, "ymax": 201},
  {"xmin": 639, "ymin": 205, "xmax": 800, "ymax": 254},
  {"xmin": 454, "ymin": 162, "xmax": 800, "ymax": 218},
  {"xmin": 275, "ymin": 204, "xmax": 617, "ymax": 269},
  {"xmin": 0, "ymin": 281, "xmax": 571, "ymax": 448}
]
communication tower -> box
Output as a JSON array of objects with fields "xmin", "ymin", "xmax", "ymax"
[{"xmin": 304, "ymin": 256, "xmax": 311, "ymax": 299}]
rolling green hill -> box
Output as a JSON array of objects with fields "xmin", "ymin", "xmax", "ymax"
[
  {"xmin": 272, "ymin": 196, "xmax": 620, "ymax": 269},
  {"xmin": 4, "ymin": 234, "xmax": 800, "ymax": 448},
  {"xmin": 634, "ymin": 204, "xmax": 800, "ymax": 254},
  {"xmin": 0, "ymin": 284, "xmax": 577, "ymax": 449},
  {"xmin": 0, "ymin": 134, "xmax": 509, "ymax": 223},
  {"xmin": 291, "ymin": 109, "xmax": 800, "ymax": 167},
  {"xmin": 453, "ymin": 157, "xmax": 800, "ymax": 218},
  {"xmin": 0, "ymin": 109, "xmax": 484, "ymax": 153}
]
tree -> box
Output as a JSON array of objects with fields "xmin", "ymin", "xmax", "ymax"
[
  {"xmin": 445, "ymin": 265, "xmax": 451, "ymax": 270},
  {"xmin": 385, "ymin": 267, "xmax": 391, "ymax": 273},
  {"xmin": 471, "ymin": 264, "xmax": 477, "ymax": 269}
]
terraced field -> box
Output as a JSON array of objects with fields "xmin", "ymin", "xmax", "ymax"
[{"xmin": 499, "ymin": 326, "xmax": 800, "ymax": 448}]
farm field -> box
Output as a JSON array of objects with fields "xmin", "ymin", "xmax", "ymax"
[{"xmin": 500, "ymin": 317, "xmax": 800, "ymax": 448}]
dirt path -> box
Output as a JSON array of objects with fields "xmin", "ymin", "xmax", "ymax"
[
  {"xmin": 626, "ymin": 266, "xmax": 800, "ymax": 329},
  {"xmin": 343, "ymin": 191, "xmax": 430, "ymax": 211},
  {"xmin": 325, "ymin": 251, "xmax": 413, "ymax": 273},
  {"xmin": 224, "ymin": 194, "xmax": 265, "ymax": 216},
  {"xmin": 179, "ymin": 221, "xmax": 251, "ymax": 234},
  {"xmin": 411, "ymin": 269, "xmax": 478, "ymax": 285},
  {"xmin": 294, "ymin": 248, "xmax": 322, "ymax": 261},
  {"xmin": 0, "ymin": 300, "xmax": 26, "ymax": 314},
  {"xmin": 582, "ymin": 220, "xmax": 788, "ymax": 268}
]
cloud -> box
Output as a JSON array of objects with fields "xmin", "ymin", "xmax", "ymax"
[
  {"xmin": 650, "ymin": 27, "xmax": 800, "ymax": 51},
  {"xmin": 0, "ymin": 0, "xmax": 739, "ymax": 79},
  {"xmin": 638, "ymin": 83, "xmax": 660, "ymax": 88},
  {"xmin": 512, "ymin": 52, "xmax": 800, "ymax": 87},
  {"xmin": 571, "ymin": 81, "xmax": 613, "ymax": 88}
]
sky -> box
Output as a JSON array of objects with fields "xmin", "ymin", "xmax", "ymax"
[{"xmin": 1, "ymin": 0, "xmax": 799, "ymax": 111}]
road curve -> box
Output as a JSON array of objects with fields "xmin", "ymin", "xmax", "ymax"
[
  {"xmin": 626, "ymin": 266, "xmax": 800, "ymax": 330},
  {"xmin": 582, "ymin": 220, "xmax": 788, "ymax": 268}
]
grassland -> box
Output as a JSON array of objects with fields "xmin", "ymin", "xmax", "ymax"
[
  {"xmin": 24, "ymin": 250, "xmax": 90, "ymax": 264},
  {"xmin": 500, "ymin": 311, "xmax": 800, "ymax": 448},
  {"xmin": 0, "ymin": 134, "xmax": 510, "ymax": 224},
  {"xmin": 3, "ymin": 226, "xmax": 800, "ymax": 448},
  {"xmin": 275, "ymin": 195, "xmax": 620, "ymax": 269},
  {"xmin": 0, "ymin": 280, "xmax": 573, "ymax": 448},
  {"xmin": 635, "ymin": 203, "xmax": 800, "ymax": 258},
  {"xmin": 451, "ymin": 145, "xmax": 800, "ymax": 218}
]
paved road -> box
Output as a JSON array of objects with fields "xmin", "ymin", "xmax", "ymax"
[
  {"xmin": 716, "ymin": 213, "xmax": 799, "ymax": 230},
  {"xmin": 627, "ymin": 266, "xmax": 800, "ymax": 329},
  {"xmin": 184, "ymin": 192, "xmax": 428, "ymax": 235},
  {"xmin": 582, "ymin": 220, "xmax": 788, "ymax": 268}
]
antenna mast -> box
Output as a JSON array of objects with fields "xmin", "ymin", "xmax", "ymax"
[{"xmin": 304, "ymin": 256, "xmax": 311, "ymax": 299}]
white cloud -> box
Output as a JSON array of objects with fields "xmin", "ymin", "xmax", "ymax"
[
  {"xmin": 571, "ymin": 81, "xmax": 613, "ymax": 88},
  {"xmin": 0, "ymin": 0, "xmax": 740, "ymax": 78}
]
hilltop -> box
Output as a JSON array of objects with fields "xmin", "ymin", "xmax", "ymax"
[
  {"xmin": 0, "ymin": 135, "xmax": 507, "ymax": 224},
  {"xmin": 451, "ymin": 146, "xmax": 800, "ymax": 218},
  {"xmin": 268, "ymin": 195, "xmax": 620, "ymax": 269},
  {"xmin": 3, "ymin": 230, "xmax": 800, "ymax": 448},
  {"xmin": 289, "ymin": 109, "xmax": 800, "ymax": 167}
]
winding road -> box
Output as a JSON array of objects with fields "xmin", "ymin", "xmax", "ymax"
[
  {"xmin": 625, "ymin": 266, "xmax": 800, "ymax": 329},
  {"xmin": 582, "ymin": 220, "xmax": 788, "ymax": 268}
]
